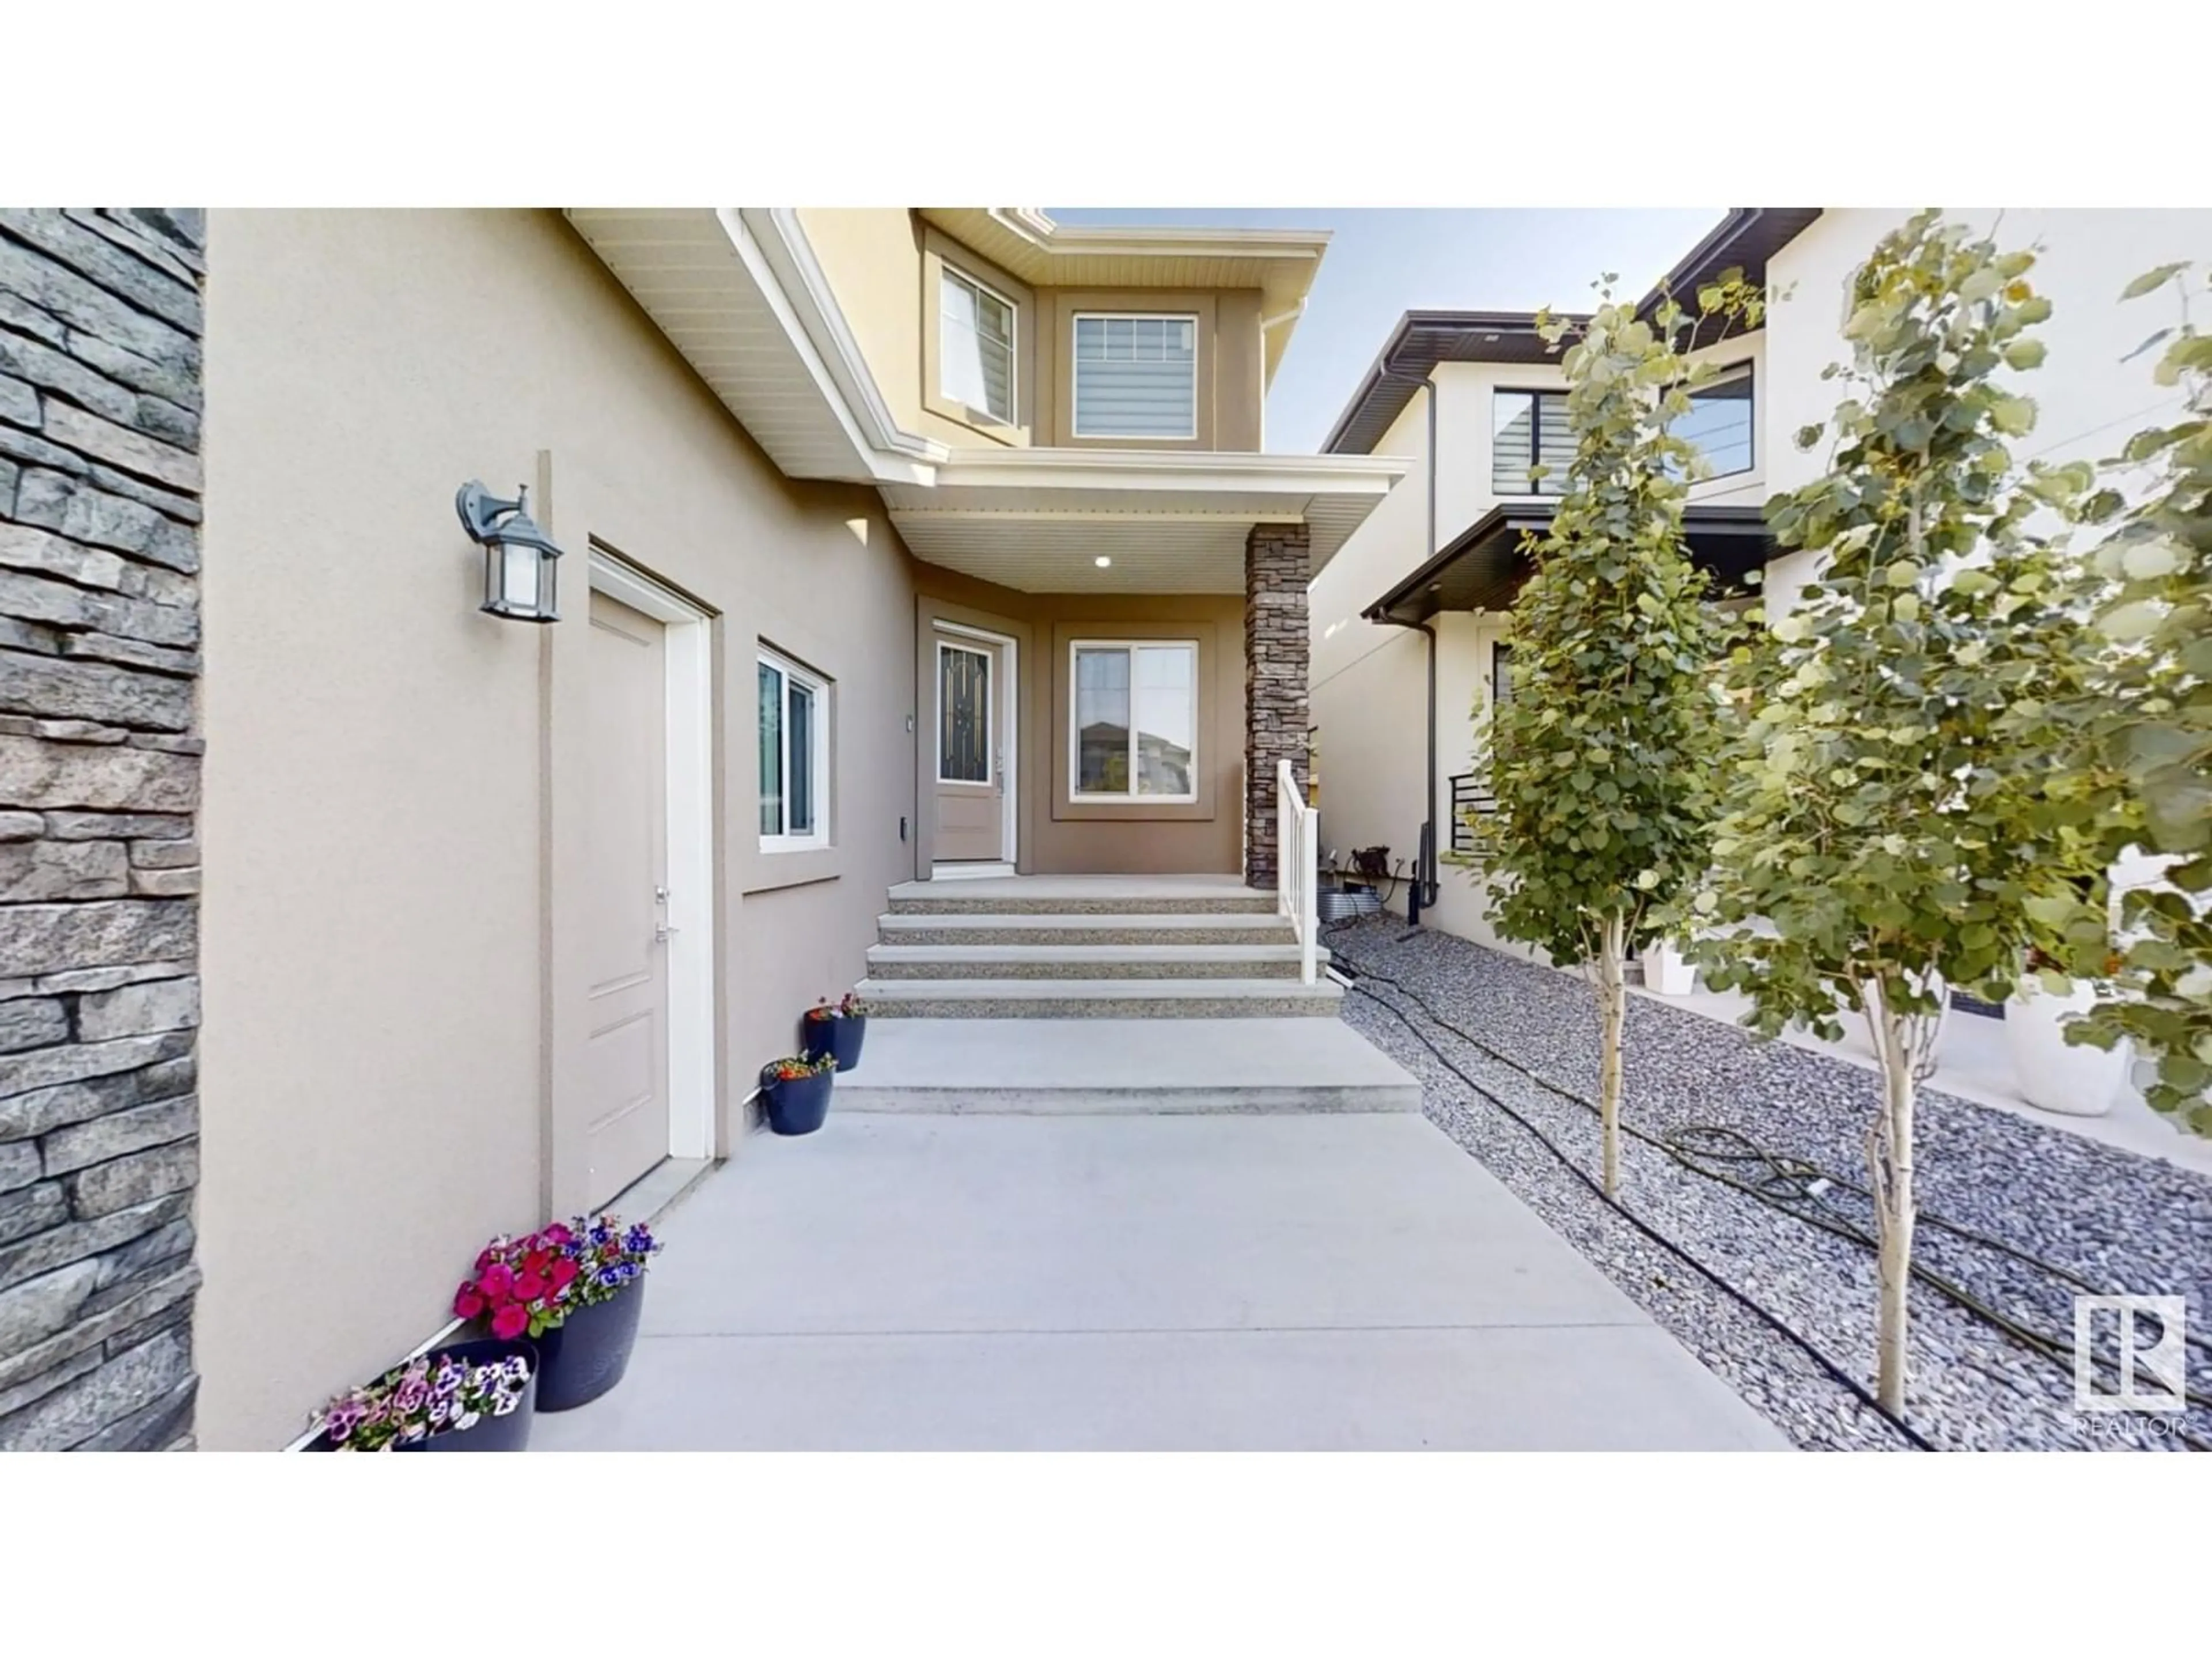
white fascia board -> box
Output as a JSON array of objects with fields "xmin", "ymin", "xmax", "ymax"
[
  {"xmin": 926, "ymin": 448, "xmax": 1410, "ymax": 500},
  {"xmin": 724, "ymin": 208, "xmax": 944, "ymax": 488},
  {"xmin": 982, "ymin": 208, "xmax": 1332, "ymax": 264},
  {"xmin": 738, "ymin": 207, "xmax": 946, "ymax": 480}
]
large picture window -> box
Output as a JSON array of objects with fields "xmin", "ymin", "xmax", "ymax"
[
  {"xmin": 1070, "ymin": 641, "xmax": 1198, "ymax": 801},
  {"xmin": 759, "ymin": 646, "xmax": 830, "ymax": 852},
  {"xmin": 1072, "ymin": 313, "xmax": 1198, "ymax": 439},
  {"xmin": 940, "ymin": 267, "xmax": 1016, "ymax": 425},
  {"xmin": 1491, "ymin": 389, "xmax": 1574, "ymax": 496}
]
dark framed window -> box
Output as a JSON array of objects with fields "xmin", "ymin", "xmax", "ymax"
[
  {"xmin": 1491, "ymin": 390, "xmax": 1573, "ymax": 496},
  {"xmin": 1670, "ymin": 361, "xmax": 1755, "ymax": 480},
  {"xmin": 1491, "ymin": 642, "xmax": 1515, "ymax": 709}
]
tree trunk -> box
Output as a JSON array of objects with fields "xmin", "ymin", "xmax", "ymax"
[
  {"xmin": 1597, "ymin": 911, "xmax": 1627, "ymax": 1200},
  {"xmin": 1866, "ymin": 991, "xmax": 1919, "ymax": 1416}
]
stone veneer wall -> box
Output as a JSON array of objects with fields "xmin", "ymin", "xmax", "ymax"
[
  {"xmin": 1243, "ymin": 522, "xmax": 1310, "ymax": 890},
  {"xmin": 0, "ymin": 210, "xmax": 205, "ymax": 1452}
]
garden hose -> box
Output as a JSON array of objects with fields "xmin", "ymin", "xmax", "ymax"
[{"xmin": 1331, "ymin": 943, "xmax": 2210, "ymax": 1448}]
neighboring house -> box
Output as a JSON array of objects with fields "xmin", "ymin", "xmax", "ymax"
[
  {"xmin": 1308, "ymin": 207, "xmax": 2212, "ymax": 952},
  {"xmin": 0, "ymin": 208, "xmax": 1406, "ymax": 1450}
]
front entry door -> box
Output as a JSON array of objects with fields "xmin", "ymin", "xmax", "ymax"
[
  {"xmin": 584, "ymin": 590, "xmax": 672, "ymax": 1206},
  {"xmin": 934, "ymin": 628, "xmax": 1005, "ymax": 862}
]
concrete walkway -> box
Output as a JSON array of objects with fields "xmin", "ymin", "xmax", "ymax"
[
  {"xmin": 535, "ymin": 1113, "xmax": 1787, "ymax": 1451},
  {"xmin": 836, "ymin": 1018, "xmax": 1423, "ymax": 1113}
]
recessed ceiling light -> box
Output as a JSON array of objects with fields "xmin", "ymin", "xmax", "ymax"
[
  {"xmin": 1094, "ymin": 556, "xmax": 1112, "ymax": 567},
  {"xmin": 1483, "ymin": 333, "xmax": 1499, "ymax": 343}
]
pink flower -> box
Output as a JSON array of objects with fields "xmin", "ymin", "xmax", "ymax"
[
  {"xmin": 541, "ymin": 1222, "xmax": 574, "ymax": 1247},
  {"xmin": 453, "ymin": 1287, "xmax": 486, "ymax": 1321},
  {"xmin": 514, "ymin": 1271, "xmax": 547, "ymax": 1303},
  {"xmin": 490, "ymin": 1303, "xmax": 528, "ymax": 1340},
  {"xmin": 479, "ymin": 1263, "xmax": 514, "ymax": 1299}
]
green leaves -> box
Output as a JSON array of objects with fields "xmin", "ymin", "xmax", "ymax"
[
  {"xmin": 2122, "ymin": 262, "xmax": 2188, "ymax": 300},
  {"xmin": 1475, "ymin": 274, "xmax": 1746, "ymax": 969},
  {"xmin": 1694, "ymin": 213, "xmax": 2094, "ymax": 1040}
]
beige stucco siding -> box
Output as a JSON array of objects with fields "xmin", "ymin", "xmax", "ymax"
[
  {"xmin": 793, "ymin": 208, "xmax": 932, "ymax": 438},
  {"xmin": 912, "ymin": 569, "xmax": 1245, "ymax": 873},
  {"xmin": 198, "ymin": 209, "xmax": 921, "ymax": 1449},
  {"xmin": 800, "ymin": 211, "xmax": 1268, "ymax": 454}
]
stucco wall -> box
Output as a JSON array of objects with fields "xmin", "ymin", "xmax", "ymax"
[
  {"xmin": 1760, "ymin": 209, "xmax": 2212, "ymax": 615},
  {"xmin": 912, "ymin": 565, "xmax": 1245, "ymax": 874},
  {"xmin": 198, "ymin": 209, "xmax": 921, "ymax": 1449},
  {"xmin": 799, "ymin": 210, "xmax": 1269, "ymax": 454}
]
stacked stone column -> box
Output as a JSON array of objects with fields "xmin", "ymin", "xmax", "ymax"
[
  {"xmin": 1243, "ymin": 522, "xmax": 1310, "ymax": 891},
  {"xmin": 0, "ymin": 210, "xmax": 204, "ymax": 1451}
]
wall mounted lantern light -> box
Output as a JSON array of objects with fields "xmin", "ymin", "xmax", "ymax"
[{"xmin": 456, "ymin": 480, "xmax": 563, "ymax": 623}]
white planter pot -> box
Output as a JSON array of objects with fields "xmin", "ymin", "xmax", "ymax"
[
  {"xmin": 2005, "ymin": 980, "xmax": 2127, "ymax": 1118},
  {"xmin": 1646, "ymin": 941, "xmax": 1698, "ymax": 996}
]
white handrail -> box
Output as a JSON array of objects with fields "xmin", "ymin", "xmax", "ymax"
[{"xmin": 1277, "ymin": 759, "xmax": 1319, "ymax": 986}]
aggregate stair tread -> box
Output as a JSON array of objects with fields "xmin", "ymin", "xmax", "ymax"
[
  {"xmin": 865, "ymin": 942, "xmax": 1329, "ymax": 981},
  {"xmin": 855, "ymin": 976, "xmax": 1345, "ymax": 1019},
  {"xmin": 876, "ymin": 911, "xmax": 1299, "ymax": 948}
]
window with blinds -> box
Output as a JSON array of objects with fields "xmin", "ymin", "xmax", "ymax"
[
  {"xmin": 940, "ymin": 268, "xmax": 1015, "ymax": 424},
  {"xmin": 1072, "ymin": 313, "xmax": 1197, "ymax": 439},
  {"xmin": 1491, "ymin": 389, "xmax": 1573, "ymax": 496}
]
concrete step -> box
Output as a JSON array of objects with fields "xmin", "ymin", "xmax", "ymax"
[
  {"xmin": 877, "ymin": 912, "xmax": 1298, "ymax": 948},
  {"xmin": 855, "ymin": 977, "xmax": 1345, "ymax": 1020},
  {"xmin": 832, "ymin": 1017, "xmax": 1423, "ymax": 1113},
  {"xmin": 888, "ymin": 892, "xmax": 1278, "ymax": 917},
  {"xmin": 865, "ymin": 942, "xmax": 1328, "ymax": 981}
]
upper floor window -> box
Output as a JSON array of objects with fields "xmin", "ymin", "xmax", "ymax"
[
  {"xmin": 1671, "ymin": 362, "xmax": 1754, "ymax": 480},
  {"xmin": 1491, "ymin": 389, "xmax": 1573, "ymax": 496},
  {"xmin": 759, "ymin": 646, "xmax": 831, "ymax": 853},
  {"xmin": 1073, "ymin": 314, "xmax": 1197, "ymax": 440},
  {"xmin": 940, "ymin": 267, "xmax": 1016, "ymax": 425}
]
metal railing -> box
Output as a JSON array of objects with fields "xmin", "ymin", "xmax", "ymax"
[{"xmin": 1277, "ymin": 759, "xmax": 1320, "ymax": 985}]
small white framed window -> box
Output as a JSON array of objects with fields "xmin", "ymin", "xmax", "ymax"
[
  {"xmin": 1070, "ymin": 640, "xmax": 1198, "ymax": 802},
  {"xmin": 758, "ymin": 645, "xmax": 831, "ymax": 852},
  {"xmin": 1071, "ymin": 313, "xmax": 1198, "ymax": 440},
  {"xmin": 940, "ymin": 267, "xmax": 1017, "ymax": 425}
]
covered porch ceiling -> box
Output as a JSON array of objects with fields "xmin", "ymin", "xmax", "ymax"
[
  {"xmin": 880, "ymin": 450, "xmax": 1400, "ymax": 595},
  {"xmin": 1365, "ymin": 502, "xmax": 1773, "ymax": 625}
]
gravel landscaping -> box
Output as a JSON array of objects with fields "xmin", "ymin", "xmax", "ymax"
[{"xmin": 1324, "ymin": 916, "xmax": 2212, "ymax": 1452}]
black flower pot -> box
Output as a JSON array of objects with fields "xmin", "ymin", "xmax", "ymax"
[
  {"xmin": 763, "ymin": 1065, "xmax": 834, "ymax": 1136},
  {"xmin": 532, "ymin": 1282, "xmax": 646, "ymax": 1412},
  {"xmin": 801, "ymin": 1013, "xmax": 867, "ymax": 1075},
  {"xmin": 306, "ymin": 1337, "xmax": 539, "ymax": 1452}
]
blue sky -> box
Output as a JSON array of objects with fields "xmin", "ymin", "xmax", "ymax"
[{"xmin": 1047, "ymin": 208, "xmax": 1726, "ymax": 454}]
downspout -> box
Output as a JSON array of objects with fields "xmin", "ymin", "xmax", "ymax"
[{"xmin": 1369, "ymin": 370, "xmax": 1442, "ymax": 922}]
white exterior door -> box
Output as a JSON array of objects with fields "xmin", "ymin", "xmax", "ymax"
[{"xmin": 584, "ymin": 589, "xmax": 672, "ymax": 1206}]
